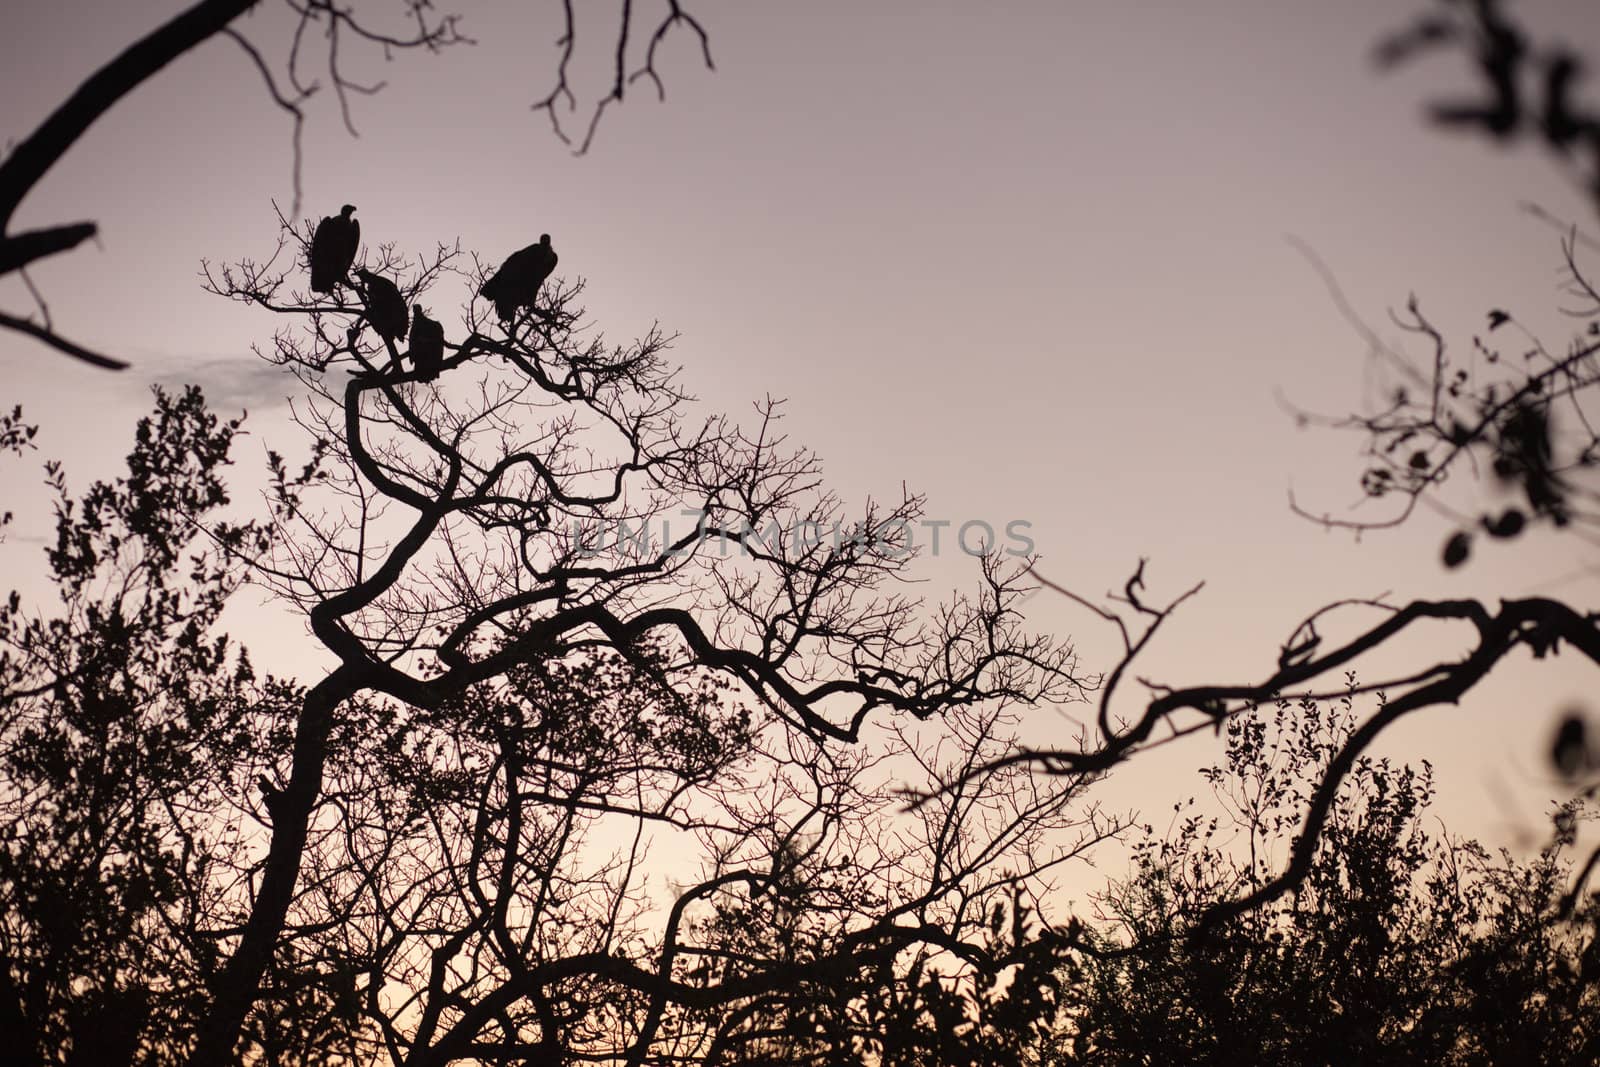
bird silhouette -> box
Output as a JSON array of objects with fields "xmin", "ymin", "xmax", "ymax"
[
  {"xmin": 309, "ymin": 204, "xmax": 360, "ymax": 294},
  {"xmin": 356, "ymin": 269, "xmax": 409, "ymax": 344},
  {"xmin": 479, "ymin": 234, "xmax": 558, "ymax": 322},
  {"xmin": 409, "ymin": 305, "xmax": 445, "ymax": 380}
]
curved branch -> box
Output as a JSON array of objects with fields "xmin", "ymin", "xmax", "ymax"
[
  {"xmin": 0, "ymin": 0, "xmax": 259, "ymax": 231},
  {"xmin": 0, "ymin": 309, "xmax": 129, "ymax": 370}
]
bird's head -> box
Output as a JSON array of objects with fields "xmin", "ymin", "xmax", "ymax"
[
  {"xmin": 342, "ymin": 204, "xmax": 358, "ymax": 218},
  {"xmin": 412, "ymin": 304, "xmax": 426, "ymax": 316},
  {"xmin": 354, "ymin": 268, "xmax": 374, "ymax": 284},
  {"xmin": 539, "ymin": 233, "xmax": 551, "ymax": 246}
]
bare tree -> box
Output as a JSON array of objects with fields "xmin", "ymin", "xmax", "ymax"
[{"xmin": 173, "ymin": 211, "xmax": 1122, "ymax": 1063}]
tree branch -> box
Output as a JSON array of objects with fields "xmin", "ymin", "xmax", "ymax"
[
  {"xmin": 0, "ymin": 309, "xmax": 128, "ymax": 370},
  {"xmin": 0, "ymin": 0, "xmax": 260, "ymax": 231},
  {"xmin": 0, "ymin": 223, "xmax": 97, "ymax": 277}
]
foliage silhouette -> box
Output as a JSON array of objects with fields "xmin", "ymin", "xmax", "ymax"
[
  {"xmin": 1052, "ymin": 685, "xmax": 1600, "ymax": 1066},
  {"xmin": 0, "ymin": 388, "xmax": 371, "ymax": 1064}
]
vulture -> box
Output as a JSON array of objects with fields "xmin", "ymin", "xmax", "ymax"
[
  {"xmin": 309, "ymin": 204, "xmax": 359, "ymax": 293},
  {"xmin": 479, "ymin": 234, "xmax": 557, "ymax": 321},
  {"xmin": 356, "ymin": 269, "xmax": 409, "ymax": 344},
  {"xmin": 409, "ymin": 305, "xmax": 445, "ymax": 380}
]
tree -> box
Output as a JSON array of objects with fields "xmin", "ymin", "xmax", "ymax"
[
  {"xmin": 7, "ymin": 3, "xmax": 1600, "ymax": 1059},
  {"xmin": 190, "ymin": 6, "xmax": 1600, "ymax": 1036},
  {"xmin": 1213, "ymin": 0, "xmax": 1600, "ymax": 913},
  {"xmin": 1052, "ymin": 684, "xmax": 1600, "ymax": 1066},
  {"xmin": 0, "ymin": 388, "xmax": 367, "ymax": 1064},
  {"xmin": 4, "ymin": 208, "xmax": 1139, "ymax": 1065},
  {"xmin": 1, "ymin": 0, "xmax": 713, "ymax": 370}
]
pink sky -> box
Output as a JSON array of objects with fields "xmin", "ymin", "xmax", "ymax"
[{"xmin": 3, "ymin": 0, "xmax": 1597, "ymax": 865}]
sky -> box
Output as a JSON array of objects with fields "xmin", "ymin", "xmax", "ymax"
[{"xmin": 3, "ymin": 0, "xmax": 1598, "ymax": 870}]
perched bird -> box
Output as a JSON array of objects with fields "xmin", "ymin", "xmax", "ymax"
[
  {"xmin": 309, "ymin": 204, "xmax": 360, "ymax": 293},
  {"xmin": 356, "ymin": 269, "xmax": 409, "ymax": 344},
  {"xmin": 409, "ymin": 305, "xmax": 445, "ymax": 380},
  {"xmin": 479, "ymin": 234, "xmax": 557, "ymax": 321}
]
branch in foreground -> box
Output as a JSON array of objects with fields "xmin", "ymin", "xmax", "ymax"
[
  {"xmin": 931, "ymin": 566, "xmax": 1599, "ymax": 937},
  {"xmin": 0, "ymin": 223, "xmax": 98, "ymax": 277},
  {"xmin": 0, "ymin": 309, "xmax": 129, "ymax": 371},
  {"xmin": 0, "ymin": 0, "xmax": 464, "ymax": 371},
  {"xmin": 0, "ymin": 0, "xmax": 260, "ymax": 231}
]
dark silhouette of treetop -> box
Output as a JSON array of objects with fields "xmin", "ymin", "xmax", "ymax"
[
  {"xmin": 1052, "ymin": 688, "xmax": 1600, "ymax": 1066},
  {"xmin": 2, "ymin": 4, "xmax": 1597, "ymax": 1063},
  {"xmin": 158, "ymin": 207, "xmax": 1111, "ymax": 1063}
]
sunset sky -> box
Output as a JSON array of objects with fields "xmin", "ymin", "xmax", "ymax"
[{"xmin": 3, "ymin": 0, "xmax": 1597, "ymax": 865}]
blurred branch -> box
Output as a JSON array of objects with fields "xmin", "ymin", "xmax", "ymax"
[
  {"xmin": 0, "ymin": 309, "xmax": 129, "ymax": 370},
  {"xmin": 0, "ymin": 0, "xmax": 259, "ymax": 233},
  {"xmin": 1378, "ymin": 0, "xmax": 1600, "ymax": 215},
  {"xmin": 0, "ymin": 0, "xmax": 463, "ymax": 371}
]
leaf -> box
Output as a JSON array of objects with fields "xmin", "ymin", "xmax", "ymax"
[
  {"xmin": 1484, "ymin": 508, "xmax": 1526, "ymax": 538},
  {"xmin": 1551, "ymin": 715, "xmax": 1587, "ymax": 777},
  {"xmin": 1442, "ymin": 530, "xmax": 1472, "ymax": 568}
]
